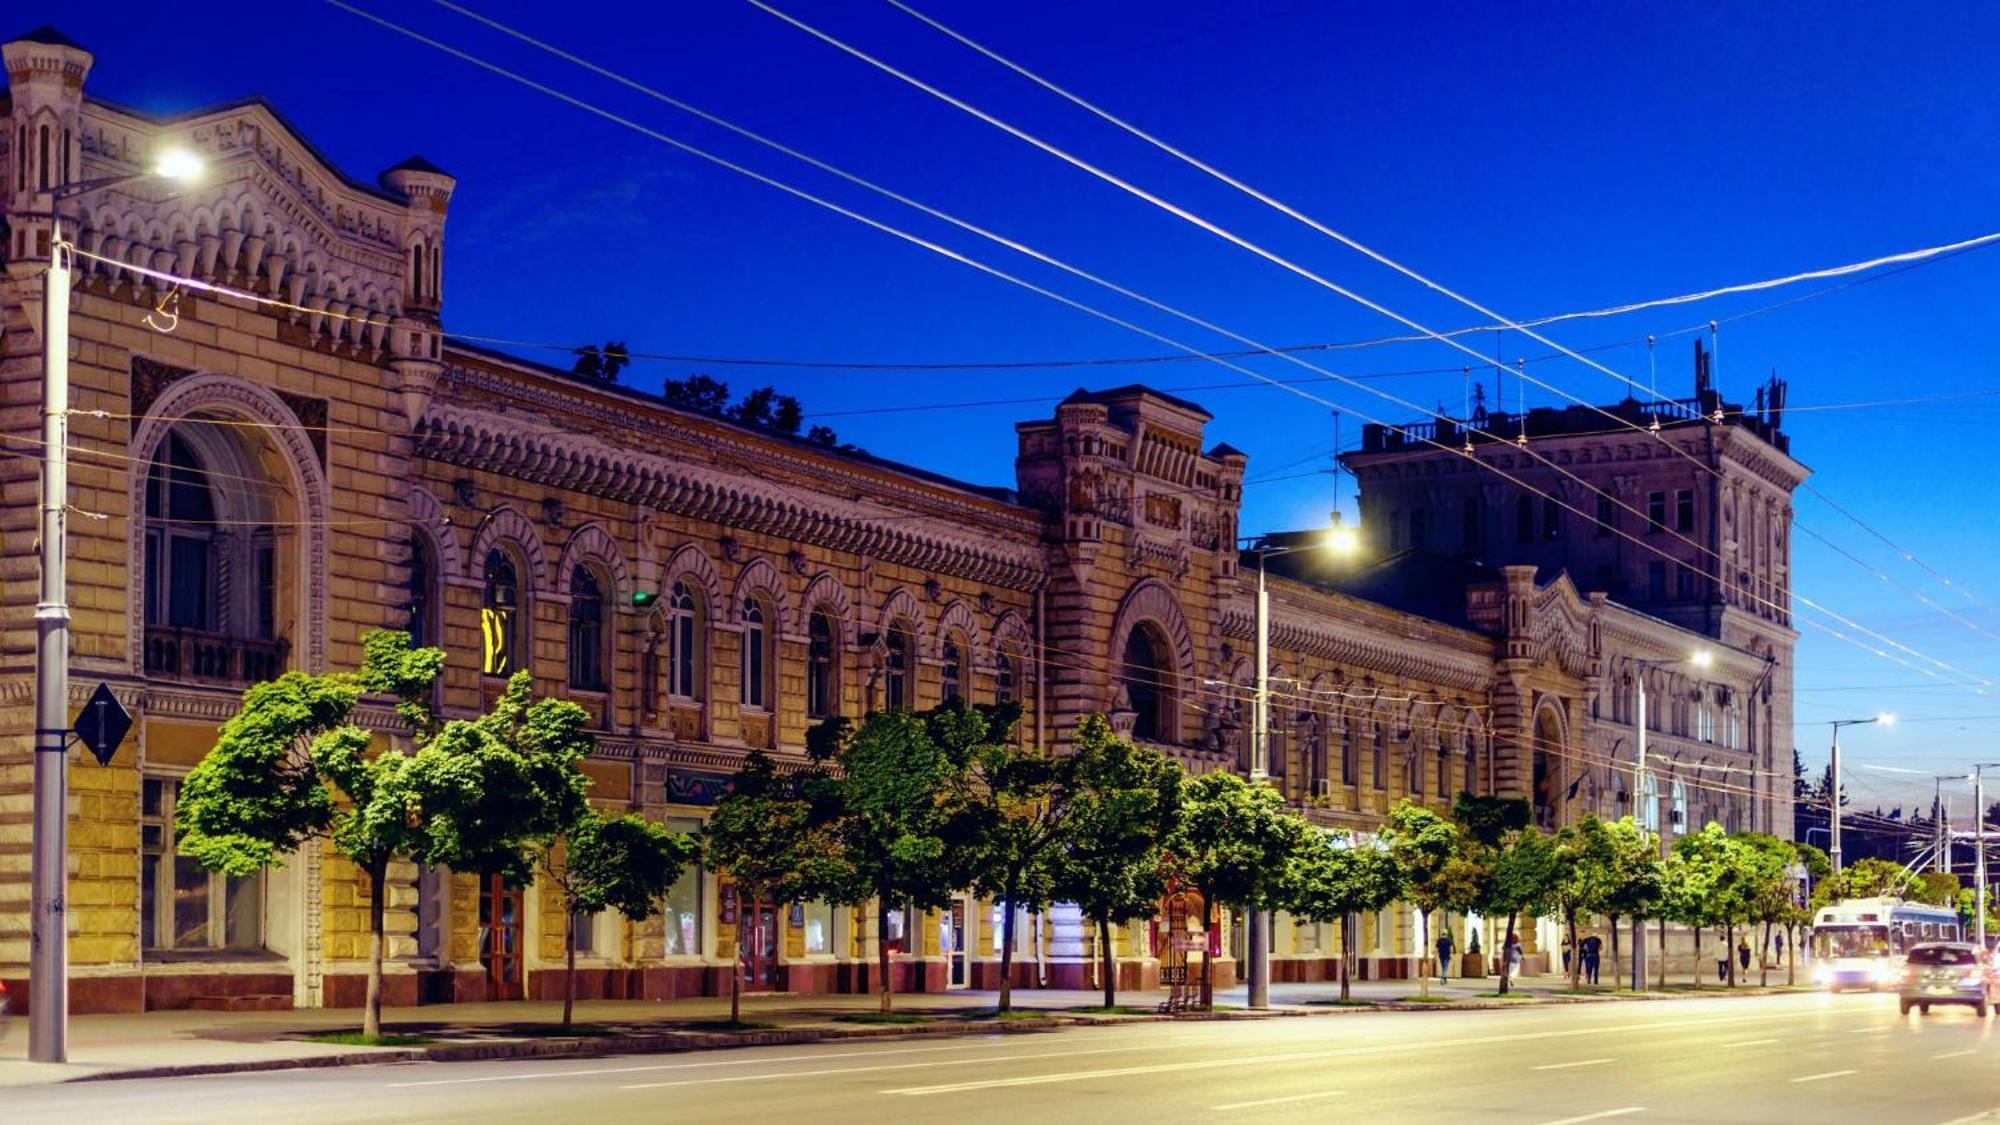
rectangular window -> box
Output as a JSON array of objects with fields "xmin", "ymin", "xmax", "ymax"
[
  {"xmin": 141, "ymin": 777, "xmax": 262, "ymax": 953},
  {"xmin": 1647, "ymin": 561, "xmax": 1667, "ymax": 600},
  {"xmin": 569, "ymin": 909, "xmax": 599, "ymax": 956},
  {"xmin": 1677, "ymin": 563, "xmax": 1696, "ymax": 600},
  {"xmin": 1342, "ymin": 728, "xmax": 1358, "ymax": 785},
  {"xmin": 1676, "ymin": 489, "xmax": 1696, "ymax": 532},
  {"xmin": 662, "ymin": 816, "xmax": 704, "ymax": 956},
  {"xmin": 1647, "ymin": 491, "xmax": 1666, "ymax": 531},
  {"xmin": 803, "ymin": 900, "xmax": 836, "ymax": 955},
  {"xmin": 168, "ymin": 534, "xmax": 212, "ymax": 628},
  {"xmin": 1595, "ymin": 494, "xmax": 1615, "ymax": 537}
]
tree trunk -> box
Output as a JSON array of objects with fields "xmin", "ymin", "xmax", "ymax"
[
  {"xmin": 1609, "ymin": 915, "xmax": 1622, "ymax": 986},
  {"xmin": 1098, "ymin": 915, "xmax": 1117, "ymax": 1010},
  {"xmin": 1499, "ymin": 912, "xmax": 1517, "ymax": 995},
  {"xmin": 999, "ymin": 888, "xmax": 1017, "ymax": 1014},
  {"xmin": 877, "ymin": 897, "xmax": 894, "ymax": 1015},
  {"xmin": 1786, "ymin": 923, "xmax": 1796, "ymax": 987},
  {"xmin": 1199, "ymin": 894, "xmax": 1214, "ymax": 1010},
  {"xmin": 1725, "ymin": 923, "xmax": 1736, "ymax": 988},
  {"xmin": 364, "ymin": 862, "xmax": 387, "ymax": 1041},
  {"xmin": 1340, "ymin": 913, "xmax": 1354, "ymax": 1001},
  {"xmin": 1658, "ymin": 918, "xmax": 1667, "ymax": 990},
  {"xmin": 730, "ymin": 886, "xmax": 744, "ymax": 1025},
  {"xmin": 563, "ymin": 903, "xmax": 578, "ymax": 1029},
  {"xmin": 1417, "ymin": 908, "xmax": 1432, "ymax": 999},
  {"xmin": 1691, "ymin": 925, "xmax": 1703, "ymax": 989}
]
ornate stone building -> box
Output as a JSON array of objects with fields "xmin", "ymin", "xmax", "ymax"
[{"xmin": 0, "ymin": 29, "xmax": 1798, "ymax": 1011}]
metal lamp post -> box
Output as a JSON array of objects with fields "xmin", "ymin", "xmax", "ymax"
[
  {"xmin": 1970, "ymin": 764, "xmax": 2000, "ymax": 952},
  {"xmin": 29, "ymin": 148, "xmax": 203, "ymax": 1064},
  {"xmin": 1627, "ymin": 649, "xmax": 1711, "ymax": 992},
  {"xmin": 1241, "ymin": 522, "xmax": 1358, "ymax": 1009},
  {"xmin": 1825, "ymin": 714, "xmax": 1893, "ymax": 876}
]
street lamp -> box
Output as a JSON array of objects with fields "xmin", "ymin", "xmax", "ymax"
[
  {"xmin": 1825, "ymin": 714, "xmax": 1893, "ymax": 876},
  {"xmin": 29, "ymin": 145, "xmax": 205, "ymax": 1065},
  {"xmin": 1241, "ymin": 520, "xmax": 1359, "ymax": 1010},
  {"xmin": 1969, "ymin": 764, "xmax": 2000, "ymax": 953},
  {"xmin": 1628, "ymin": 648, "xmax": 1711, "ymax": 992}
]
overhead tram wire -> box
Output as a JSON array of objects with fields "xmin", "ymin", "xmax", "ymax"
[
  {"xmin": 883, "ymin": 0, "xmax": 2000, "ymax": 627},
  {"xmin": 760, "ymin": 0, "xmax": 2000, "ymax": 669},
  {"xmin": 331, "ymin": 3, "xmax": 1988, "ymax": 696},
  {"xmin": 405, "ymin": 2, "xmax": 1990, "ymax": 688}
]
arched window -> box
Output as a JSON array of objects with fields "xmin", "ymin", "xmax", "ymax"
[
  {"xmin": 406, "ymin": 534, "xmax": 435, "ymax": 648},
  {"xmin": 1341, "ymin": 710, "xmax": 1359, "ymax": 786},
  {"xmin": 1437, "ymin": 732, "xmax": 1451, "ymax": 798},
  {"xmin": 995, "ymin": 649, "xmax": 1017, "ymax": 705},
  {"xmin": 668, "ymin": 580, "xmax": 703, "ymax": 701},
  {"xmin": 567, "ymin": 566, "xmax": 607, "ymax": 692},
  {"xmin": 1373, "ymin": 724, "xmax": 1388, "ymax": 790},
  {"xmin": 1463, "ymin": 731, "xmax": 1479, "ymax": 796},
  {"xmin": 144, "ymin": 431, "xmax": 218, "ymax": 631},
  {"xmin": 941, "ymin": 637, "xmax": 964, "ymax": 703},
  {"xmin": 741, "ymin": 596, "xmax": 770, "ymax": 709},
  {"xmin": 1120, "ymin": 623, "xmax": 1173, "ymax": 743},
  {"xmin": 885, "ymin": 625, "xmax": 914, "ymax": 711},
  {"xmin": 1672, "ymin": 778, "xmax": 1689, "ymax": 835},
  {"xmin": 481, "ymin": 548, "xmax": 519, "ymax": 677},
  {"xmin": 807, "ymin": 610, "xmax": 838, "ymax": 719}
]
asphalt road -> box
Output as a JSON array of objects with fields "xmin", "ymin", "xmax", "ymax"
[{"xmin": 11, "ymin": 992, "xmax": 2000, "ymax": 1124}]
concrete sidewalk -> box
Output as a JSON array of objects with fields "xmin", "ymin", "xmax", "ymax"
[{"xmin": 0, "ymin": 971, "xmax": 1816, "ymax": 1088}]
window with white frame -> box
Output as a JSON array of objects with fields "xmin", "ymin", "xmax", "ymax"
[
  {"xmin": 741, "ymin": 596, "xmax": 771, "ymax": 709},
  {"xmin": 668, "ymin": 580, "xmax": 703, "ymax": 701},
  {"xmin": 141, "ymin": 777, "xmax": 262, "ymax": 952}
]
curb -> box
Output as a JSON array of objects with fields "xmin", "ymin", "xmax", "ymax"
[{"xmin": 59, "ymin": 985, "xmax": 1818, "ymax": 1085}]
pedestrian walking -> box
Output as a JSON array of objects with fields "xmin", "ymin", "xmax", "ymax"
[
  {"xmin": 1436, "ymin": 927, "xmax": 1455, "ymax": 984},
  {"xmin": 1737, "ymin": 936, "xmax": 1752, "ymax": 977},
  {"xmin": 1506, "ymin": 934, "xmax": 1523, "ymax": 979},
  {"xmin": 1580, "ymin": 933, "xmax": 1603, "ymax": 985},
  {"xmin": 1772, "ymin": 932, "xmax": 1784, "ymax": 965}
]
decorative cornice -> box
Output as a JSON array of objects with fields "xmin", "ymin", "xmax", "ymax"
[
  {"xmin": 1220, "ymin": 594, "xmax": 1494, "ymax": 692},
  {"xmin": 416, "ymin": 395, "xmax": 1047, "ymax": 590}
]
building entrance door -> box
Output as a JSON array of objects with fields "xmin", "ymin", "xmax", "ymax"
[
  {"xmin": 736, "ymin": 892, "xmax": 779, "ymax": 992},
  {"xmin": 944, "ymin": 896, "xmax": 971, "ymax": 989},
  {"xmin": 478, "ymin": 874, "xmax": 524, "ymax": 1000}
]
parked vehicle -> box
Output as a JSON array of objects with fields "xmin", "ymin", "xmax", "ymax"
[
  {"xmin": 1898, "ymin": 942, "xmax": 1995, "ymax": 1017},
  {"xmin": 1812, "ymin": 896, "xmax": 1962, "ymax": 991}
]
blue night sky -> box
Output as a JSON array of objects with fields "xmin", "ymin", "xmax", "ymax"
[{"xmin": 25, "ymin": 1, "xmax": 2000, "ymax": 808}]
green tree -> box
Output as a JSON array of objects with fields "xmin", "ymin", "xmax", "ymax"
[
  {"xmin": 1664, "ymin": 823, "xmax": 1738, "ymax": 988},
  {"xmin": 177, "ymin": 632, "xmax": 592, "ymax": 1040},
  {"xmin": 1825, "ymin": 857, "xmax": 1919, "ymax": 902},
  {"xmin": 1914, "ymin": 872, "xmax": 1962, "ymax": 907},
  {"xmin": 1732, "ymin": 833, "xmax": 1799, "ymax": 988},
  {"xmin": 1788, "ymin": 842, "xmax": 1831, "ymax": 982},
  {"xmin": 954, "ymin": 702, "xmax": 1087, "ymax": 1012},
  {"xmin": 1549, "ymin": 815, "xmax": 1624, "ymax": 990},
  {"xmin": 1599, "ymin": 817, "xmax": 1664, "ymax": 989},
  {"xmin": 805, "ymin": 707, "xmax": 976, "ymax": 1014},
  {"xmin": 1281, "ymin": 830, "xmax": 1403, "ymax": 1001},
  {"xmin": 571, "ymin": 340, "xmax": 631, "ymax": 382},
  {"xmin": 1050, "ymin": 717, "xmax": 1183, "ymax": 1010},
  {"xmin": 1480, "ymin": 826, "xmax": 1561, "ymax": 994},
  {"xmin": 1165, "ymin": 771, "xmax": 1310, "ymax": 1008},
  {"xmin": 542, "ymin": 811, "xmax": 697, "ymax": 1027},
  {"xmin": 705, "ymin": 750, "xmax": 850, "ymax": 1023},
  {"xmin": 1383, "ymin": 801, "xmax": 1473, "ymax": 999}
]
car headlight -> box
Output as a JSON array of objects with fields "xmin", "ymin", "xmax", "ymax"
[{"xmin": 1873, "ymin": 963, "xmax": 1899, "ymax": 983}]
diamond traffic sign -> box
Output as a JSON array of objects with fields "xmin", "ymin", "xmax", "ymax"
[{"xmin": 74, "ymin": 682, "xmax": 133, "ymax": 767}]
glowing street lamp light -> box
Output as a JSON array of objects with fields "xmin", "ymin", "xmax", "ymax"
[{"xmin": 1826, "ymin": 714, "xmax": 1894, "ymax": 875}]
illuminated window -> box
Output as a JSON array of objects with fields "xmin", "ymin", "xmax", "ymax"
[
  {"xmin": 668, "ymin": 580, "xmax": 702, "ymax": 701},
  {"xmin": 807, "ymin": 610, "xmax": 837, "ymax": 719},
  {"xmin": 481, "ymin": 548, "xmax": 519, "ymax": 676},
  {"xmin": 741, "ymin": 596, "xmax": 770, "ymax": 709},
  {"xmin": 567, "ymin": 566, "xmax": 606, "ymax": 692}
]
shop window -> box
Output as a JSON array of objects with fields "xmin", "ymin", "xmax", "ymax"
[
  {"xmin": 802, "ymin": 900, "xmax": 836, "ymax": 955},
  {"xmin": 141, "ymin": 777, "xmax": 262, "ymax": 953},
  {"xmin": 662, "ymin": 816, "xmax": 704, "ymax": 955}
]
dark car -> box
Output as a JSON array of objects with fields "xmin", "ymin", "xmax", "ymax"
[{"xmin": 1899, "ymin": 942, "xmax": 1995, "ymax": 1017}]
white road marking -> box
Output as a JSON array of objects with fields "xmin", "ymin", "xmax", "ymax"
[
  {"xmin": 1850, "ymin": 1026, "xmax": 1894, "ymax": 1034},
  {"xmin": 1538, "ymin": 1109, "xmax": 1645, "ymax": 1125},
  {"xmin": 1723, "ymin": 1038, "xmax": 1778, "ymax": 1047},
  {"xmin": 1936, "ymin": 1109, "xmax": 2000, "ymax": 1125},
  {"xmin": 883, "ymin": 1010, "xmax": 1830, "ymax": 1096},
  {"xmin": 619, "ymin": 1042, "xmax": 1153, "ymax": 1091},
  {"xmin": 1790, "ymin": 1069, "xmax": 1859, "ymax": 1083},
  {"xmin": 1213, "ymin": 1089, "xmax": 1345, "ymax": 1110},
  {"xmin": 1937, "ymin": 1049, "xmax": 1980, "ymax": 1059},
  {"xmin": 386, "ymin": 1041, "xmax": 993, "ymax": 1087},
  {"xmin": 1533, "ymin": 1058, "xmax": 1614, "ymax": 1071}
]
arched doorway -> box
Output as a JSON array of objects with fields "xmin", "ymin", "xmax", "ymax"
[
  {"xmin": 1531, "ymin": 702, "xmax": 1567, "ymax": 831},
  {"xmin": 1121, "ymin": 622, "xmax": 1174, "ymax": 743}
]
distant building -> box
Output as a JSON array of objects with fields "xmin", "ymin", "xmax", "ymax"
[{"xmin": 0, "ymin": 28, "xmax": 1797, "ymax": 1012}]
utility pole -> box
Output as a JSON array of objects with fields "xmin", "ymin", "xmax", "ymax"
[
  {"xmin": 1827, "ymin": 715, "xmax": 1893, "ymax": 875},
  {"xmin": 1247, "ymin": 548, "xmax": 1270, "ymax": 1011},
  {"xmin": 29, "ymin": 221, "xmax": 72, "ymax": 1065}
]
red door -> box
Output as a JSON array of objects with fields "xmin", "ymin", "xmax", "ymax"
[
  {"xmin": 479, "ymin": 874, "xmax": 525, "ymax": 1000},
  {"xmin": 736, "ymin": 893, "xmax": 779, "ymax": 992}
]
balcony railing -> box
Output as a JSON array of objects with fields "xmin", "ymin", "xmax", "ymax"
[{"xmin": 144, "ymin": 625, "xmax": 289, "ymax": 686}]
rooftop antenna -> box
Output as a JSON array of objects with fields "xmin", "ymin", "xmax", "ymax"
[
  {"xmin": 1647, "ymin": 334, "xmax": 1657, "ymax": 397},
  {"xmin": 1514, "ymin": 357, "xmax": 1528, "ymax": 447}
]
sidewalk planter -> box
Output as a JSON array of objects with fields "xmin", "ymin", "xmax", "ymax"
[{"xmin": 1459, "ymin": 953, "xmax": 1487, "ymax": 978}]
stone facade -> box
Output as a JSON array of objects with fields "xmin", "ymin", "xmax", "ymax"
[{"xmin": 0, "ymin": 30, "xmax": 1800, "ymax": 1012}]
